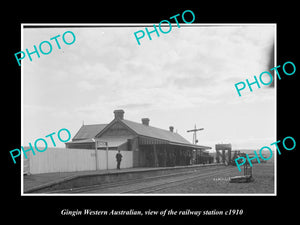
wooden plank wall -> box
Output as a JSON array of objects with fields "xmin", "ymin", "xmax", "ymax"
[{"xmin": 27, "ymin": 148, "xmax": 133, "ymax": 174}]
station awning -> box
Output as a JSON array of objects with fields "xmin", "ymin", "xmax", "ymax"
[{"xmin": 169, "ymin": 141, "xmax": 212, "ymax": 150}]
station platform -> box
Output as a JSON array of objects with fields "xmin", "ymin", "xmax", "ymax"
[{"xmin": 23, "ymin": 163, "xmax": 222, "ymax": 193}]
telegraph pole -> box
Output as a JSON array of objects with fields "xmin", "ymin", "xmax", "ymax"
[
  {"xmin": 187, "ymin": 124, "xmax": 204, "ymax": 164},
  {"xmin": 187, "ymin": 124, "xmax": 204, "ymax": 144}
]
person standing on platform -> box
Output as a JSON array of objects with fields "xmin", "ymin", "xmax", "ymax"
[{"xmin": 116, "ymin": 150, "xmax": 123, "ymax": 170}]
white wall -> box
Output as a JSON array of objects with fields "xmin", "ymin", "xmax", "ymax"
[
  {"xmin": 26, "ymin": 148, "xmax": 133, "ymax": 174},
  {"xmin": 96, "ymin": 149, "xmax": 133, "ymax": 170}
]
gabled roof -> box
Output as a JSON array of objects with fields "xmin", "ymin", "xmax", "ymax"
[
  {"xmin": 72, "ymin": 124, "xmax": 107, "ymax": 140},
  {"xmin": 121, "ymin": 119, "xmax": 190, "ymax": 144},
  {"xmin": 69, "ymin": 119, "xmax": 211, "ymax": 150},
  {"xmin": 121, "ymin": 119, "xmax": 210, "ymax": 149}
]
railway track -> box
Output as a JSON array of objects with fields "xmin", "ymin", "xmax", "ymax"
[
  {"xmin": 121, "ymin": 168, "xmax": 235, "ymax": 193},
  {"xmin": 46, "ymin": 165, "xmax": 236, "ymax": 194}
]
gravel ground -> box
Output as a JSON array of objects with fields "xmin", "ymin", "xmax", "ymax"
[{"xmin": 156, "ymin": 162, "xmax": 274, "ymax": 194}]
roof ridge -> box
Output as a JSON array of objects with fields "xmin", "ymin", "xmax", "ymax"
[
  {"xmin": 122, "ymin": 119, "xmax": 173, "ymax": 133},
  {"xmin": 72, "ymin": 123, "xmax": 108, "ymax": 140},
  {"xmin": 121, "ymin": 119, "xmax": 191, "ymax": 144},
  {"xmin": 82, "ymin": 123, "xmax": 108, "ymax": 126}
]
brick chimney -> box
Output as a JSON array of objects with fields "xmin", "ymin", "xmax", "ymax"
[
  {"xmin": 114, "ymin": 109, "xmax": 124, "ymax": 120},
  {"xmin": 141, "ymin": 118, "xmax": 150, "ymax": 126},
  {"xmin": 169, "ymin": 126, "xmax": 174, "ymax": 132}
]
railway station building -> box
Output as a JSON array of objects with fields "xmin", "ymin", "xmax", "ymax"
[{"xmin": 66, "ymin": 109, "xmax": 212, "ymax": 168}]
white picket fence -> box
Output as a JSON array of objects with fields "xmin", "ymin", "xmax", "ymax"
[{"xmin": 24, "ymin": 147, "xmax": 133, "ymax": 174}]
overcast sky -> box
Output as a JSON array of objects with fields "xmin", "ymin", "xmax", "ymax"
[{"xmin": 22, "ymin": 24, "xmax": 276, "ymax": 150}]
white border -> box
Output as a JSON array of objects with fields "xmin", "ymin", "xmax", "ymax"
[{"xmin": 21, "ymin": 23, "xmax": 277, "ymax": 197}]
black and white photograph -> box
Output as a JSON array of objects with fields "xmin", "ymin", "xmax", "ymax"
[
  {"xmin": 4, "ymin": 4, "xmax": 298, "ymax": 224},
  {"xmin": 21, "ymin": 24, "xmax": 276, "ymax": 195}
]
